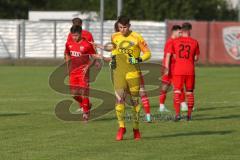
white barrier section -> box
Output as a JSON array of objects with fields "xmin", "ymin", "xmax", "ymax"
[
  {"xmin": 0, "ymin": 20, "xmax": 166, "ymax": 61},
  {"xmin": 0, "ymin": 20, "xmax": 20, "ymax": 58}
]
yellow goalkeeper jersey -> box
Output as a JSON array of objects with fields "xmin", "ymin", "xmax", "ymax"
[{"xmin": 111, "ymin": 31, "xmax": 151, "ymax": 61}]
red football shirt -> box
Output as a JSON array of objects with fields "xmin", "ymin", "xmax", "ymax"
[
  {"xmin": 163, "ymin": 38, "xmax": 175, "ymax": 74},
  {"xmin": 170, "ymin": 37, "xmax": 200, "ymax": 75},
  {"xmin": 67, "ymin": 30, "xmax": 94, "ymax": 43},
  {"xmin": 65, "ymin": 39, "xmax": 95, "ymax": 74}
]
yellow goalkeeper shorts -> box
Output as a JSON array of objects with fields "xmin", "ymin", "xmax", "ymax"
[{"xmin": 112, "ymin": 54, "xmax": 141, "ymax": 97}]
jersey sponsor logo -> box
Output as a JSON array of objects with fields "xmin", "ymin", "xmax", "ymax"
[
  {"xmin": 70, "ymin": 51, "xmax": 82, "ymax": 57},
  {"xmin": 118, "ymin": 48, "xmax": 133, "ymax": 54},
  {"xmin": 117, "ymin": 40, "xmax": 134, "ymax": 55},
  {"xmin": 223, "ymin": 26, "xmax": 240, "ymax": 60},
  {"xmin": 129, "ymin": 41, "xmax": 135, "ymax": 46}
]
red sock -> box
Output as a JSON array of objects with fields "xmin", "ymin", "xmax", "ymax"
[
  {"xmin": 186, "ymin": 93, "xmax": 194, "ymax": 117},
  {"xmin": 180, "ymin": 90, "xmax": 185, "ymax": 103},
  {"xmin": 174, "ymin": 92, "xmax": 181, "ymax": 116},
  {"xmin": 159, "ymin": 90, "xmax": 167, "ymax": 104},
  {"xmin": 141, "ymin": 95, "xmax": 150, "ymax": 114},
  {"xmin": 74, "ymin": 96, "xmax": 83, "ymax": 108},
  {"xmin": 82, "ymin": 97, "xmax": 90, "ymax": 113}
]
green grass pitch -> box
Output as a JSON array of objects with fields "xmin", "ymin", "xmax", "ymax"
[{"xmin": 0, "ymin": 65, "xmax": 239, "ymax": 160}]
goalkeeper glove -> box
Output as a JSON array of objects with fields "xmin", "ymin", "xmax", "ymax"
[
  {"xmin": 129, "ymin": 57, "xmax": 142, "ymax": 64},
  {"xmin": 109, "ymin": 55, "xmax": 117, "ymax": 70}
]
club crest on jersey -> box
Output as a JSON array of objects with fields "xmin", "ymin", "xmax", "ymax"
[
  {"xmin": 129, "ymin": 41, "xmax": 135, "ymax": 46},
  {"xmin": 223, "ymin": 26, "xmax": 240, "ymax": 60},
  {"xmin": 80, "ymin": 46, "xmax": 85, "ymax": 52},
  {"xmin": 119, "ymin": 40, "xmax": 135, "ymax": 48}
]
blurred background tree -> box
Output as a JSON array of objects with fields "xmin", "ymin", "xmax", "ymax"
[{"xmin": 0, "ymin": 0, "xmax": 237, "ymax": 21}]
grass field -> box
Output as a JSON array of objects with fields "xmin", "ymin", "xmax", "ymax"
[{"xmin": 0, "ymin": 65, "xmax": 240, "ymax": 160}]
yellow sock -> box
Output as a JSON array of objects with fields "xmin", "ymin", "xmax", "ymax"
[
  {"xmin": 115, "ymin": 104, "xmax": 125, "ymax": 128},
  {"xmin": 132, "ymin": 104, "xmax": 141, "ymax": 129}
]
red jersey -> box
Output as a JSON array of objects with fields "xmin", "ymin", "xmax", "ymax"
[
  {"xmin": 67, "ymin": 30, "xmax": 94, "ymax": 43},
  {"xmin": 170, "ymin": 37, "xmax": 200, "ymax": 75},
  {"xmin": 163, "ymin": 38, "xmax": 175, "ymax": 74},
  {"xmin": 65, "ymin": 39, "xmax": 95, "ymax": 74}
]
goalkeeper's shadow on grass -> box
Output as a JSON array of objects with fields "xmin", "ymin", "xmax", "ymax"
[{"xmin": 143, "ymin": 130, "xmax": 234, "ymax": 140}]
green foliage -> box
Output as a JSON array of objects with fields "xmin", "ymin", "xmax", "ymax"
[
  {"xmin": 0, "ymin": 0, "xmax": 237, "ymax": 21},
  {"xmin": 122, "ymin": 0, "xmax": 237, "ymax": 21}
]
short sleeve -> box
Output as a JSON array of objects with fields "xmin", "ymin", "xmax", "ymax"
[
  {"xmin": 67, "ymin": 33, "xmax": 72, "ymax": 43},
  {"xmin": 87, "ymin": 33, "xmax": 94, "ymax": 42},
  {"xmin": 64, "ymin": 42, "xmax": 70, "ymax": 55},
  {"xmin": 166, "ymin": 41, "xmax": 174, "ymax": 55},
  {"xmin": 87, "ymin": 43, "xmax": 96, "ymax": 55}
]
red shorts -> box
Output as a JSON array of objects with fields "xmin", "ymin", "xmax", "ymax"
[
  {"xmin": 172, "ymin": 75, "xmax": 195, "ymax": 91},
  {"xmin": 69, "ymin": 73, "xmax": 89, "ymax": 91}
]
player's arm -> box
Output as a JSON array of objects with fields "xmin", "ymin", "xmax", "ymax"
[
  {"xmin": 87, "ymin": 43, "xmax": 104, "ymax": 69},
  {"xmin": 83, "ymin": 39, "xmax": 103, "ymax": 60},
  {"xmin": 86, "ymin": 40, "xmax": 112, "ymax": 62},
  {"xmin": 138, "ymin": 36, "xmax": 151, "ymax": 62},
  {"xmin": 164, "ymin": 53, "xmax": 171, "ymax": 75},
  {"xmin": 129, "ymin": 36, "xmax": 151, "ymax": 64},
  {"xmin": 64, "ymin": 43, "xmax": 71, "ymax": 73},
  {"xmin": 90, "ymin": 48, "xmax": 103, "ymax": 59},
  {"xmin": 92, "ymin": 43, "xmax": 104, "ymax": 50},
  {"xmin": 93, "ymin": 42, "xmax": 116, "ymax": 52},
  {"xmin": 164, "ymin": 41, "xmax": 174, "ymax": 75},
  {"xmin": 194, "ymin": 42, "xmax": 200, "ymax": 62}
]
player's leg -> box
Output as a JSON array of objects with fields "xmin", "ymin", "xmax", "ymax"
[
  {"xmin": 185, "ymin": 75, "xmax": 195, "ymax": 120},
  {"xmin": 69, "ymin": 74, "xmax": 84, "ymax": 112},
  {"xmin": 113, "ymin": 71, "xmax": 127, "ymax": 141},
  {"xmin": 114, "ymin": 89, "xmax": 127, "ymax": 141},
  {"xmin": 73, "ymin": 95, "xmax": 83, "ymax": 112},
  {"xmin": 159, "ymin": 75, "xmax": 171, "ymax": 112},
  {"xmin": 79, "ymin": 73, "xmax": 91, "ymax": 121},
  {"xmin": 180, "ymin": 88, "xmax": 188, "ymax": 112},
  {"xmin": 127, "ymin": 75, "xmax": 141, "ymax": 140},
  {"xmin": 172, "ymin": 75, "xmax": 184, "ymax": 121},
  {"xmin": 139, "ymin": 75, "xmax": 151, "ymax": 122},
  {"xmin": 130, "ymin": 97, "xmax": 141, "ymax": 140}
]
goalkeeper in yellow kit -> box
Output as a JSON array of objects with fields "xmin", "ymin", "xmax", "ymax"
[{"xmin": 111, "ymin": 16, "xmax": 151, "ymax": 141}]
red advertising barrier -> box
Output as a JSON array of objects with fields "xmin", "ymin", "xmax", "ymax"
[
  {"xmin": 208, "ymin": 22, "xmax": 240, "ymax": 64},
  {"xmin": 167, "ymin": 20, "xmax": 240, "ymax": 65}
]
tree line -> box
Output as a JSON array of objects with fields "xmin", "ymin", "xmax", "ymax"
[{"xmin": 0, "ymin": 0, "xmax": 237, "ymax": 21}]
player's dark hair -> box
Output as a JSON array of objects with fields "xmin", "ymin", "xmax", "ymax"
[
  {"xmin": 72, "ymin": 18, "xmax": 82, "ymax": 26},
  {"xmin": 70, "ymin": 25, "xmax": 82, "ymax": 34},
  {"xmin": 182, "ymin": 22, "xmax": 192, "ymax": 31},
  {"xmin": 117, "ymin": 15, "xmax": 130, "ymax": 25},
  {"xmin": 114, "ymin": 21, "xmax": 119, "ymax": 32},
  {"xmin": 171, "ymin": 25, "xmax": 181, "ymax": 31}
]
